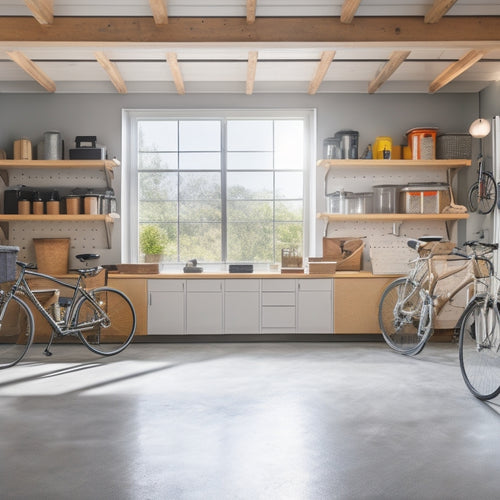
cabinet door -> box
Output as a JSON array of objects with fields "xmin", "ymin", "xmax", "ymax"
[
  {"xmin": 225, "ymin": 280, "xmax": 260, "ymax": 334},
  {"xmin": 334, "ymin": 277, "xmax": 394, "ymax": 333},
  {"xmin": 109, "ymin": 278, "xmax": 147, "ymax": 336},
  {"xmin": 148, "ymin": 280, "xmax": 185, "ymax": 334},
  {"xmin": 186, "ymin": 280, "xmax": 223, "ymax": 334},
  {"xmin": 296, "ymin": 279, "xmax": 333, "ymax": 333}
]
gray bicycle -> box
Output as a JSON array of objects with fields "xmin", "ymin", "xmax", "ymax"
[{"xmin": 0, "ymin": 253, "xmax": 136, "ymax": 369}]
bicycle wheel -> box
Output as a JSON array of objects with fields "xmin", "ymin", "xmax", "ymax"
[
  {"xmin": 0, "ymin": 295, "xmax": 34, "ymax": 368},
  {"xmin": 73, "ymin": 287, "xmax": 136, "ymax": 356},
  {"xmin": 459, "ymin": 296, "xmax": 500, "ymax": 400},
  {"xmin": 379, "ymin": 278, "xmax": 433, "ymax": 355},
  {"xmin": 468, "ymin": 171, "xmax": 497, "ymax": 214}
]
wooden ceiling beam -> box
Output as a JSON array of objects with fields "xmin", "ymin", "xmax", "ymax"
[
  {"xmin": 0, "ymin": 17, "xmax": 499, "ymax": 43},
  {"xmin": 166, "ymin": 52, "xmax": 185, "ymax": 94},
  {"xmin": 246, "ymin": 50, "xmax": 258, "ymax": 95},
  {"xmin": 24, "ymin": 0, "xmax": 53, "ymax": 25},
  {"xmin": 308, "ymin": 51, "xmax": 335, "ymax": 95},
  {"xmin": 341, "ymin": 0, "xmax": 362, "ymax": 24},
  {"xmin": 368, "ymin": 50, "xmax": 410, "ymax": 94},
  {"xmin": 6, "ymin": 50, "xmax": 55, "ymax": 92},
  {"xmin": 429, "ymin": 49, "xmax": 486, "ymax": 93},
  {"xmin": 424, "ymin": 0, "xmax": 458, "ymax": 24},
  {"xmin": 149, "ymin": 0, "xmax": 168, "ymax": 25},
  {"xmin": 247, "ymin": 0, "xmax": 257, "ymax": 24},
  {"xmin": 95, "ymin": 51, "xmax": 127, "ymax": 94}
]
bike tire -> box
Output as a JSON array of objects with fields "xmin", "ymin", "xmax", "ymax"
[
  {"xmin": 379, "ymin": 278, "xmax": 433, "ymax": 355},
  {"xmin": 73, "ymin": 287, "xmax": 136, "ymax": 356},
  {"xmin": 468, "ymin": 171, "xmax": 497, "ymax": 215},
  {"xmin": 0, "ymin": 295, "xmax": 34, "ymax": 369},
  {"xmin": 458, "ymin": 296, "xmax": 500, "ymax": 400}
]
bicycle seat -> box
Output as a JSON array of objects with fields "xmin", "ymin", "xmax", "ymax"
[{"xmin": 76, "ymin": 253, "xmax": 100, "ymax": 262}]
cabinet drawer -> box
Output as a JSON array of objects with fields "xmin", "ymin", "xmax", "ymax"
[
  {"xmin": 262, "ymin": 307, "xmax": 296, "ymax": 328},
  {"xmin": 262, "ymin": 279, "xmax": 295, "ymax": 292},
  {"xmin": 186, "ymin": 280, "xmax": 223, "ymax": 292},
  {"xmin": 148, "ymin": 279, "xmax": 185, "ymax": 292},
  {"xmin": 297, "ymin": 279, "xmax": 333, "ymax": 292},
  {"xmin": 225, "ymin": 279, "xmax": 260, "ymax": 292},
  {"xmin": 262, "ymin": 292, "xmax": 295, "ymax": 306}
]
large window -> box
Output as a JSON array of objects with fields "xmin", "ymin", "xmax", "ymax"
[{"xmin": 123, "ymin": 109, "xmax": 315, "ymax": 267}]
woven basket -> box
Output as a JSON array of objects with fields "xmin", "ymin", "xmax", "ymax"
[
  {"xmin": 33, "ymin": 238, "xmax": 70, "ymax": 275},
  {"xmin": 323, "ymin": 237, "xmax": 363, "ymax": 271},
  {"xmin": 436, "ymin": 134, "xmax": 472, "ymax": 159}
]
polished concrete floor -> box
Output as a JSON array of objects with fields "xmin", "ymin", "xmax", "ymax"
[{"xmin": 0, "ymin": 341, "xmax": 499, "ymax": 500}]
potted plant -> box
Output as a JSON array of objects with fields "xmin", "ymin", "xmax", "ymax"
[{"xmin": 139, "ymin": 225, "xmax": 168, "ymax": 263}]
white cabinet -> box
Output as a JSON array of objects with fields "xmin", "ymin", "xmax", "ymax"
[
  {"xmin": 148, "ymin": 277, "xmax": 334, "ymax": 335},
  {"xmin": 148, "ymin": 280, "xmax": 185, "ymax": 334},
  {"xmin": 186, "ymin": 280, "xmax": 223, "ymax": 334},
  {"xmin": 296, "ymin": 279, "xmax": 333, "ymax": 333},
  {"xmin": 224, "ymin": 279, "xmax": 260, "ymax": 334},
  {"xmin": 261, "ymin": 279, "xmax": 296, "ymax": 333}
]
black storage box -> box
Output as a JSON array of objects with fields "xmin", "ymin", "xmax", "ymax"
[{"xmin": 69, "ymin": 147, "xmax": 107, "ymax": 160}]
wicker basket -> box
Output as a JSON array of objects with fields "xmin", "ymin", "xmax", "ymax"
[
  {"xmin": 436, "ymin": 134, "xmax": 472, "ymax": 159},
  {"xmin": 323, "ymin": 237, "xmax": 363, "ymax": 271},
  {"xmin": 33, "ymin": 238, "xmax": 70, "ymax": 275}
]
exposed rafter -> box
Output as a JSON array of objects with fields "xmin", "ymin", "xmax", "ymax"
[
  {"xmin": 95, "ymin": 51, "xmax": 127, "ymax": 94},
  {"xmin": 24, "ymin": 0, "xmax": 53, "ymax": 25},
  {"xmin": 149, "ymin": 0, "xmax": 168, "ymax": 25},
  {"xmin": 341, "ymin": 0, "xmax": 362, "ymax": 24},
  {"xmin": 6, "ymin": 50, "xmax": 55, "ymax": 92},
  {"xmin": 246, "ymin": 51, "xmax": 258, "ymax": 95},
  {"xmin": 368, "ymin": 50, "xmax": 411, "ymax": 94},
  {"xmin": 429, "ymin": 49, "xmax": 487, "ymax": 93},
  {"xmin": 424, "ymin": 0, "xmax": 458, "ymax": 24},
  {"xmin": 308, "ymin": 51, "xmax": 335, "ymax": 95},
  {"xmin": 247, "ymin": 0, "xmax": 256, "ymax": 24},
  {"xmin": 0, "ymin": 17, "xmax": 499, "ymax": 43},
  {"xmin": 166, "ymin": 52, "xmax": 185, "ymax": 95}
]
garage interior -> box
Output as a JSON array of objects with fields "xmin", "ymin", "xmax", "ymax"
[{"xmin": 1, "ymin": 2, "xmax": 500, "ymax": 499}]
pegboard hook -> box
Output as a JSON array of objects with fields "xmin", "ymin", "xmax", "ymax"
[{"xmin": 391, "ymin": 221, "xmax": 403, "ymax": 236}]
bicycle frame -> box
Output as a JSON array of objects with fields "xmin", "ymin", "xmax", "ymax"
[
  {"xmin": 406, "ymin": 253, "xmax": 476, "ymax": 318},
  {"xmin": 4, "ymin": 265, "xmax": 110, "ymax": 338}
]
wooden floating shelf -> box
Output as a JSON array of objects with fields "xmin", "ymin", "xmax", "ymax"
[
  {"xmin": 0, "ymin": 159, "xmax": 118, "ymax": 187},
  {"xmin": 0, "ymin": 214, "xmax": 115, "ymax": 222},
  {"xmin": 317, "ymin": 213, "xmax": 469, "ymax": 221},
  {"xmin": 317, "ymin": 159, "xmax": 471, "ymax": 169}
]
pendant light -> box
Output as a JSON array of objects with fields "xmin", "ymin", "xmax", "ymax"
[{"xmin": 469, "ymin": 118, "xmax": 491, "ymax": 139}]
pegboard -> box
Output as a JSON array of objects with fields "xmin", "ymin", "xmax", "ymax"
[
  {"xmin": 7, "ymin": 168, "xmax": 106, "ymax": 191},
  {"xmin": 5, "ymin": 221, "xmax": 108, "ymax": 267},
  {"xmin": 0, "ymin": 166, "xmax": 115, "ymax": 268},
  {"xmin": 322, "ymin": 214, "xmax": 453, "ymax": 275},
  {"xmin": 324, "ymin": 165, "xmax": 448, "ymax": 195}
]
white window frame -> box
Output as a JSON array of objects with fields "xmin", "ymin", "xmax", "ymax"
[{"xmin": 121, "ymin": 108, "xmax": 317, "ymax": 265}]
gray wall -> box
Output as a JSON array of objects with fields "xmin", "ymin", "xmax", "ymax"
[{"xmin": 0, "ymin": 92, "xmax": 480, "ymax": 263}]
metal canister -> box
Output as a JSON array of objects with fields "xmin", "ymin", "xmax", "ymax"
[{"xmin": 43, "ymin": 131, "xmax": 63, "ymax": 160}]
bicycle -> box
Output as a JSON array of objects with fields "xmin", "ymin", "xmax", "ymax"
[
  {"xmin": 468, "ymin": 153, "xmax": 497, "ymax": 215},
  {"xmin": 457, "ymin": 245, "xmax": 500, "ymax": 400},
  {"xmin": 0, "ymin": 253, "xmax": 136, "ymax": 369},
  {"xmin": 378, "ymin": 238, "xmax": 496, "ymax": 356}
]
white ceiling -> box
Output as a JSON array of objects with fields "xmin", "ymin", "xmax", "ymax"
[{"xmin": 0, "ymin": 0, "xmax": 500, "ymax": 94}]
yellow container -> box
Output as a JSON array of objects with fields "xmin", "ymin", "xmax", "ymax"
[{"xmin": 373, "ymin": 136, "xmax": 392, "ymax": 159}]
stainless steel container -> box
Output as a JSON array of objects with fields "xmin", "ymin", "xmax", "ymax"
[
  {"xmin": 43, "ymin": 131, "xmax": 63, "ymax": 160},
  {"xmin": 372, "ymin": 185, "xmax": 400, "ymax": 213}
]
